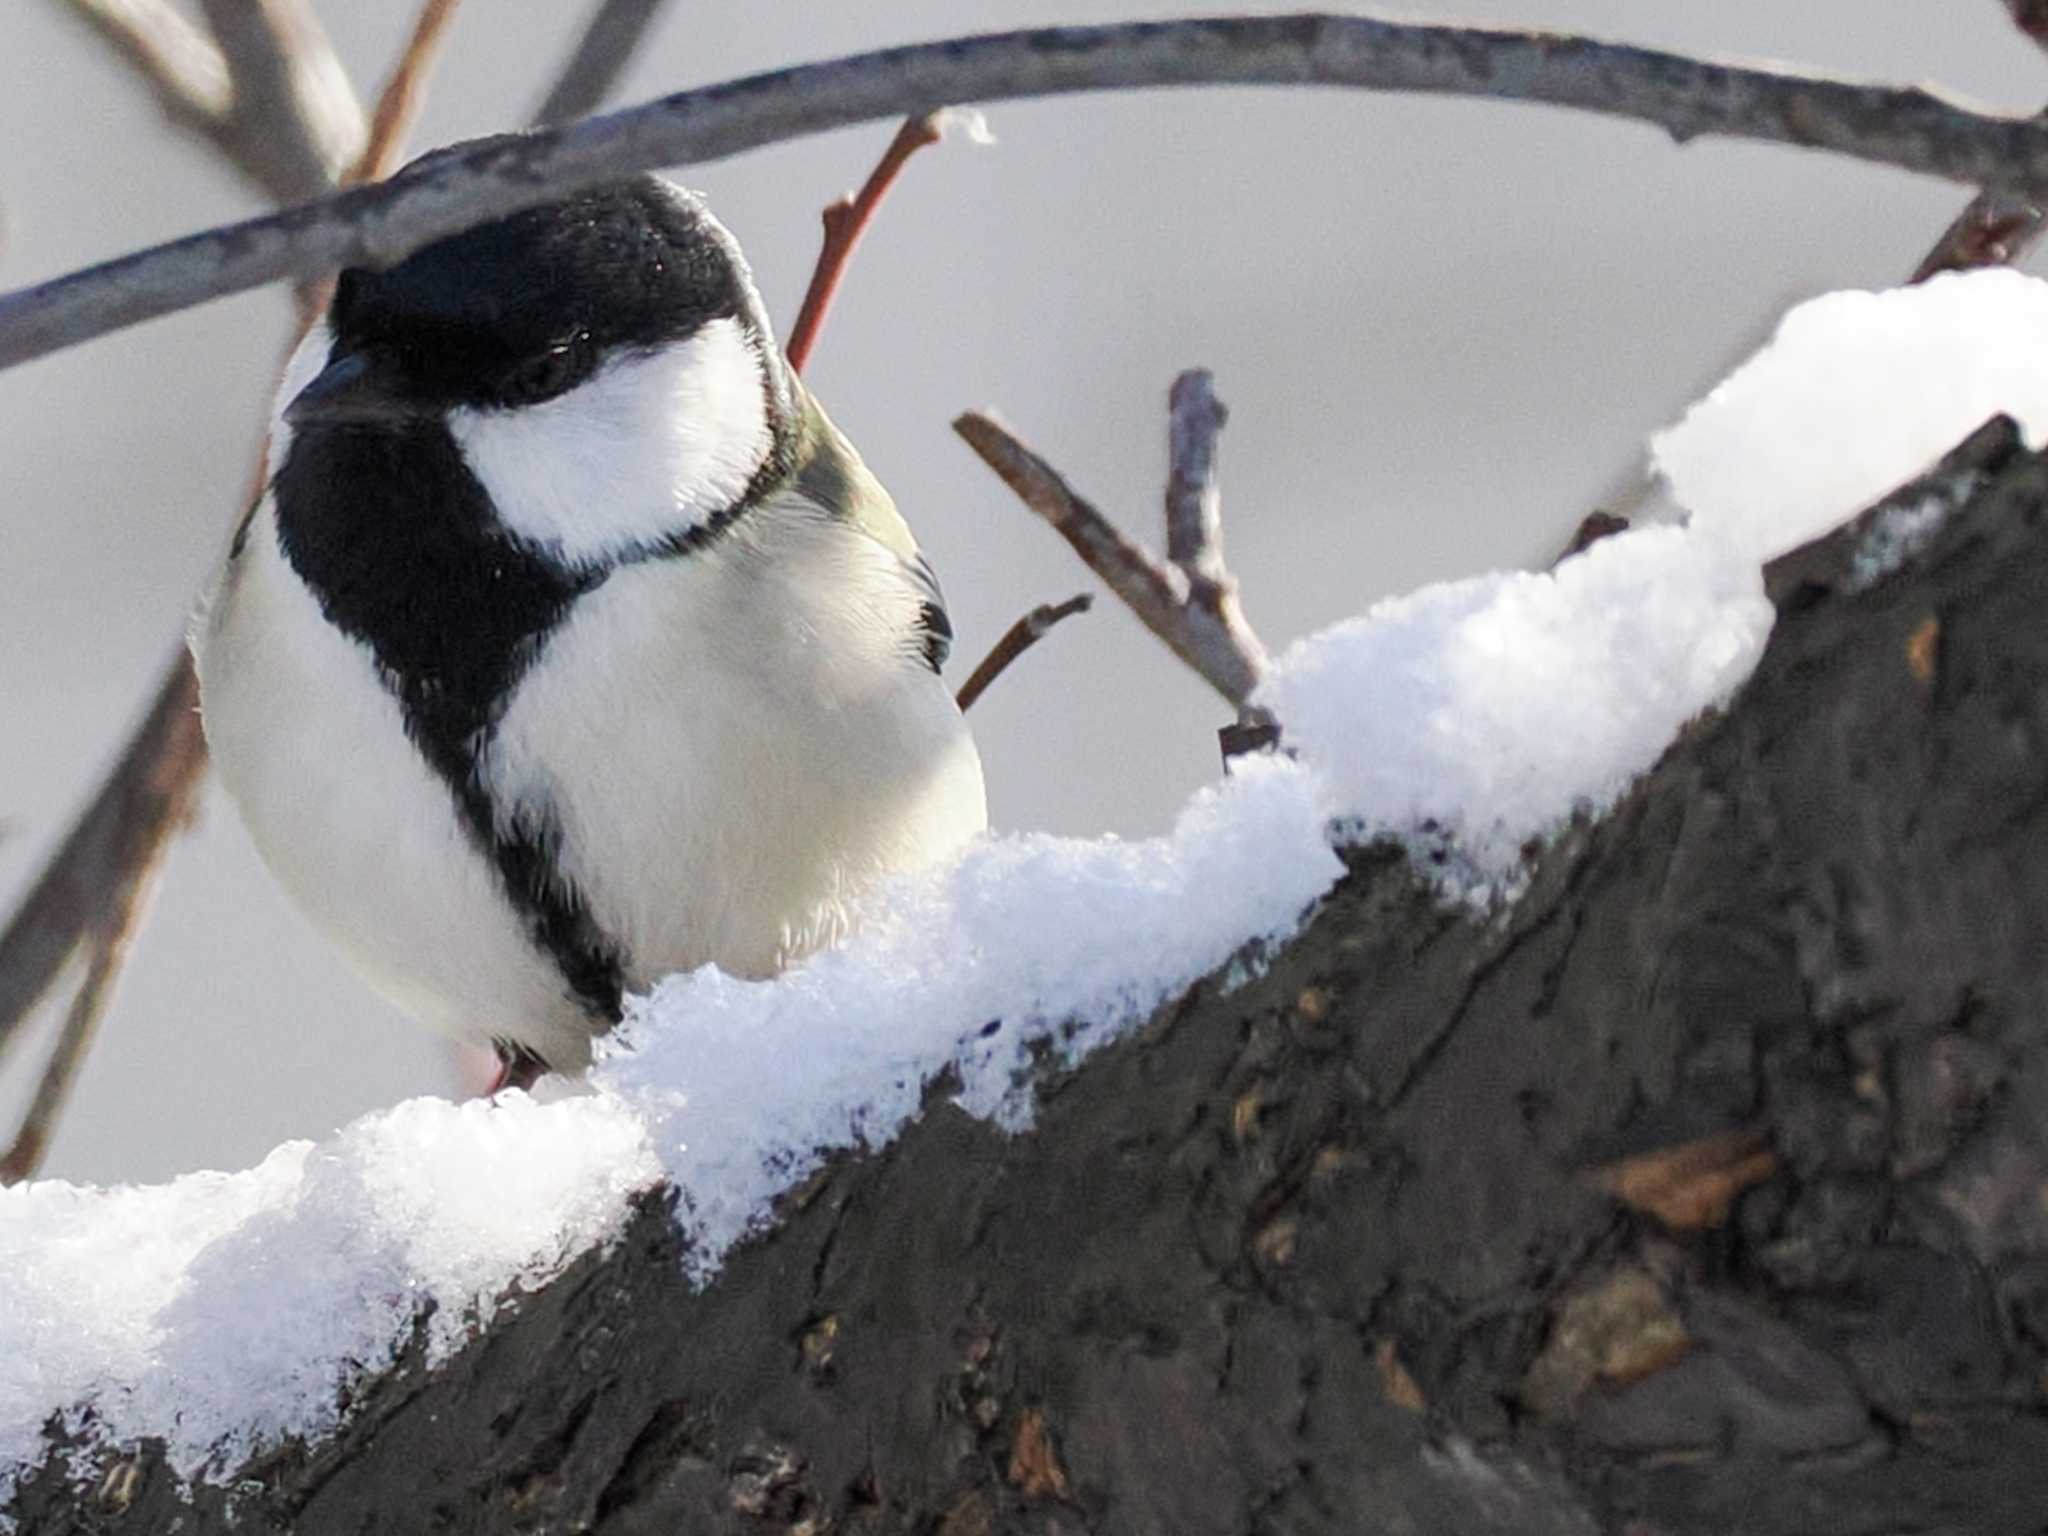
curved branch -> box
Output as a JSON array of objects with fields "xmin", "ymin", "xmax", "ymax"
[{"xmin": 8, "ymin": 13, "xmax": 2048, "ymax": 372}]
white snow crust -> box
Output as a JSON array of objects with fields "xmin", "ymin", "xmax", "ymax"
[{"xmin": 6, "ymin": 270, "xmax": 2042, "ymax": 1496}]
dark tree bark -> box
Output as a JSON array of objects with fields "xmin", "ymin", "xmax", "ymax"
[{"xmin": 16, "ymin": 417, "xmax": 2048, "ymax": 1535}]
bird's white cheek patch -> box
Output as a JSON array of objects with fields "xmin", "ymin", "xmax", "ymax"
[{"xmin": 447, "ymin": 316, "xmax": 772, "ymax": 567}]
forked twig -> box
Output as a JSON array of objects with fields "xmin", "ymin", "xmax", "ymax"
[
  {"xmin": 955, "ymin": 371, "xmax": 1275, "ymax": 732},
  {"xmin": 955, "ymin": 595, "xmax": 1093, "ymax": 712},
  {"xmin": 197, "ymin": 0, "xmax": 366, "ymax": 194},
  {"xmin": 786, "ymin": 112, "xmax": 954, "ymax": 375},
  {"xmin": 57, "ymin": 0, "xmax": 361, "ymax": 205}
]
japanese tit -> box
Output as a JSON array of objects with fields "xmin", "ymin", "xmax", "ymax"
[{"xmin": 191, "ymin": 149, "xmax": 988, "ymax": 1090}]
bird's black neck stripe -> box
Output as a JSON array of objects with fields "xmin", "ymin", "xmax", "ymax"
[{"xmin": 270, "ymin": 420, "xmax": 627, "ymax": 1024}]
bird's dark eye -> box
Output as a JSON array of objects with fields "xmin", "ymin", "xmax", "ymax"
[{"xmin": 500, "ymin": 336, "xmax": 592, "ymax": 406}]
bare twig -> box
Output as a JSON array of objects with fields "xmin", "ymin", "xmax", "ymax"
[
  {"xmin": 14, "ymin": 15, "xmax": 2048, "ymax": 371},
  {"xmin": 56, "ymin": 1, "xmax": 230, "ymax": 137},
  {"xmin": 1910, "ymin": 183, "xmax": 2047, "ymax": 281},
  {"xmin": 1166, "ymin": 370, "xmax": 1230, "ymax": 583},
  {"xmin": 56, "ymin": 0, "xmax": 357, "ymax": 206},
  {"xmin": 197, "ymin": 0, "xmax": 366, "ymax": 198},
  {"xmin": 955, "ymin": 594, "xmax": 1093, "ymax": 712},
  {"xmin": 345, "ymin": 0, "xmax": 464, "ymax": 186},
  {"xmin": 956, "ymin": 410, "xmax": 1270, "ymax": 710},
  {"xmin": 532, "ymin": 0, "xmax": 671, "ymax": 127},
  {"xmin": 786, "ymin": 113, "xmax": 947, "ymax": 375},
  {"xmin": 1164, "ymin": 371, "xmax": 1274, "ymax": 742},
  {"xmin": 0, "ymin": 656, "xmax": 205, "ymax": 1183},
  {"xmin": 0, "ymin": 859, "xmax": 162, "ymax": 1185}
]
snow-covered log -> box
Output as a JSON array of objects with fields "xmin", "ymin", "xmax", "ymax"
[{"xmin": 12, "ymin": 409, "xmax": 2047, "ymax": 1533}]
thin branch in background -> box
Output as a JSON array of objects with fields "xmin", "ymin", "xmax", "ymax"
[
  {"xmin": 56, "ymin": 1, "xmax": 230, "ymax": 136},
  {"xmin": 294, "ymin": 0, "xmax": 465, "ymax": 323},
  {"xmin": 57, "ymin": 0, "xmax": 364, "ymax": 203},
  {"xmin": 531, "ymin": 0, "xmax": 671, "ymax": 127},
  {"xmin": 16, "ymin": 16, "xmax": 2048, "ymax": 372},
  {"xmin": 0, "ymin": 657, "xmax": 205, "ymax": 1185},
  {"xmin": 955, "ymin": 594, "xmax": 1093, "ymax": 712},
  {"xmin": 346, "ymin": 0, "xmax": 465, "ymax": 184},
  {"xmin": 0, "ymin": 840, "xmax": 168, "ymax": 1186},
  {"xmin": 786, "ymin": 111, "xmax": 979, "ymax": 374},
  {"xmin": 197, "ymin": 0, "xmax": 366, "ymax": 198},
  {"xmin": 955, "ymin": 385, "xmax": 1274, "ymax": 719}
]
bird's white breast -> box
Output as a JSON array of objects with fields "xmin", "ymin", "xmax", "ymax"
[
  {"xmin": 193, "ymin": 489, "xmax": 986, "ymax": 1069},
  {"xmin": 480, "ymin": 496, "xmax": 988, "ymax": 986},
  {"xmin": 191, "ymin": 505, "xmax": 597, "ymax": 1067}
]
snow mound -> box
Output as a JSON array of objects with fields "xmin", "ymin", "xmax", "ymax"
[
  {"xmin": 5, "ymin": 269, "xmax": 2041, "ymax": 1495},
  {"xmin": 1652, "ymin": 268, "xmax": 2048, "ymax": 562}
]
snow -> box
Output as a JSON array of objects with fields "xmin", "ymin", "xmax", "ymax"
[
  {"xmin": 4, "ymin": 1094, "xmax": 655, "ymax": 1480},
  {"xmin": 5, "ymin": 268, "xmax": 2043, "ymax": 1500},
  {"xmin": 1651, "ymin": 269, "xmax": 2048, "ymax": 562},
  {"xmin": 1260, "ymin": 525, "xmax": 1769, "ymax": 893}
]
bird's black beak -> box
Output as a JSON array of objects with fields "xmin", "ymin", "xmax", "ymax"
[{"xmin": 285, "ymin": 351, "xmax": 419, "ymax": 428}]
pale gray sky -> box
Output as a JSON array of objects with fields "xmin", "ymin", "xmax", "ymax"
[{"xmin": 3, "ymin": 2, "xmax": 2042, "ymax": 1184}]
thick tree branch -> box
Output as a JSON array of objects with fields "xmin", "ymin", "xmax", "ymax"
[
  {"xmin": 20, "ymin": 422, "xmax": 2048, "ymax": 1534},
  {"xmin": 531, "ymin": 0, "xmax": 671, "ymax": 128},
  {"xmin": 11, "ymin": 14, "xmax": 2048, "ymax": 372}
]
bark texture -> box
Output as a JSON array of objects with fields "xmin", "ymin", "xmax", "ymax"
[{"xmin": 16, "ymin": 418, "xmax": 2048, "ymax": 1534}]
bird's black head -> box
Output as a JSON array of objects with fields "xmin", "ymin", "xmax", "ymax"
[
  {"xmin": 292, "ymin": 150, "xmax": 781, "ymax": 424},
  {"xmin": 276, "ymin": 148, "xmax": 798, "ymax": 568}
]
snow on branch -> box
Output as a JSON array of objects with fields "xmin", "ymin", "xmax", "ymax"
[{"xmin": 10, "ymin": 13, "xmax": 2048, "ymax": 372}]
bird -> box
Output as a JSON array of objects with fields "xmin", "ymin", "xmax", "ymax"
[{"xmin": 191, "ymin": 148, "xmax": 988, "ymax": 1093}]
